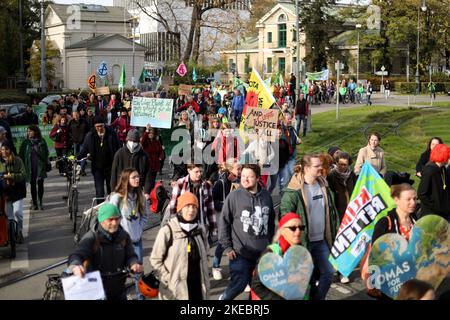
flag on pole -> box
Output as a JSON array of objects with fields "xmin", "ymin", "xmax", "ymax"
[
  {"xmin": 306, "ymin": 69, "xmax": 330, "ymax": 81},
  {"xmin": 192, "ymin": 67, "xmax": 197, "ymax": 82},
  {"xmin": 87, "ymin": 73, "xmax": 96, "ymax": 92},
  {"xmin": 176, "ymin": 62, "xmax": 187, "ymax": 77},
  {"xmin": 273, "ymin": 72, "xmax": 284, "ymax": 86},
  {"xmin": 264, "ymin": 78, "xmax": 271, "ymax": 88},
  {"xmin": 156, "ymin": 74, "xmax": 162, "ymax": 90},
  {"xmin": 233, "ymin": 77, "xmax": 249, "ymax": 90},
  {"xmin": 118, "ymin": 64, "xmax": 126, "ymax": 91},
  {"xmin": 328, "ymin": 161, "xmax": 396, "ymax": 277},
  {"xmin": 139, "ymin": 67, "xmax": 147, "ymax": 84}
]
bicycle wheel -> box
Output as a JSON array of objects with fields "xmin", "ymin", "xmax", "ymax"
[
  {"xmin": 9, "ymin": 220, "xmax": 16, "ymax": 259},
  {"xmin": 67, "ymin": 187, "xmax": 73, "ymax": 220},
  {"xmin": 72, "ymin": 189, "xmax": 79, "ymax": 233}
]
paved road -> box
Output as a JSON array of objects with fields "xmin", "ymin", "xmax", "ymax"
[{"xmin": 0, "ymin": 93, "xmax": 448, "ymax": 300}]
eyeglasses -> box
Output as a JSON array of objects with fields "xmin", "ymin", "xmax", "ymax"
[{"xmin": 285, "ymin": 225, "xmax": 306, "ymax": 232}]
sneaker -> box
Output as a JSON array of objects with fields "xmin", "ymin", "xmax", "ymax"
[
  {"xmin": 340, "ymin": 276, "xmax": 350, "ymax": 284},
  {"xmin": 244, "ymin": 284, "xmax": 251, "ymax": 292},
  {"xmin": 212, "ymin": 268, "xmax": 223, "ymax": 280}
]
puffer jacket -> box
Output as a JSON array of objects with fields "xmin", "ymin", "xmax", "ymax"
[
  {"xmin": 279, "ymin": 172, "xmax": 340, "ymax": 249},
  {"xmin": 150, "ymin": 217, "xmax": 210, "ymax": 300}
]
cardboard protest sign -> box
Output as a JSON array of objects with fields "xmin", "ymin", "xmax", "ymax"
[
  {"xmin": 244, "ymin": 107, "xmax": 278, "ymax": 141},
  {"xmin": 95, "ymin": 86, "xmax": 110, "ymax": 96},
  {"xmin": 130, "ymin": 97, "xmax": 173, "ymax": 129},
  {"xmin": 178, "ymin": 84, "xmax": 194, "ymax": 96}
]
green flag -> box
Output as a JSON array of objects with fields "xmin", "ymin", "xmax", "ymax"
[
  {"xmin": 192, "ymin": 67, "xmax": 197, "ymax": 82},
  {"xmin": 118, "ymin": 63, "xmax": 126, "ymax": 90},
  {"xmin": 139, "ymin": 67, "xmax": 146, "ymax": 84},
  {"xmin": 274, "ymin": 72, "xmax": 284, "ymax": 86},
  {"xmin": 233, "ymin": 77, "xmax": 249, "ymax": 90}
]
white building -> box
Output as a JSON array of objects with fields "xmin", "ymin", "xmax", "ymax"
[
  {"xmin": 43, "ymin": 3, "xmax": 145, "ymax": 90},
  {"xmin": 113, "ymin": 0, "xmax": 252, "ymax": 73}
]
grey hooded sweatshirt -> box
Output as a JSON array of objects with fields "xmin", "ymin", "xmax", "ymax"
[{"xmin": 218, "ymin": 185, "xmax": 275, "ymax": 262}]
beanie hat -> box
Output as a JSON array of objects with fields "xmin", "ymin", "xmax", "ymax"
[
  {"xmin": 430, "ymin": 144, "xmax": 450, "ymax": 163},
  {"xmin": 127, "ymin": 128, "xmax": 140, "ymax": 142},
  {"xmin": 176, "ymin": 192, "xmax": 199, "ymax": 212},
  {"xmin": 278, "ymin": 212, "xmax": 300, "ymax": 230},
  {"xmin": 327, "ymin": 146, "xmax": 340, "ymax": 157},
  {"xmin": 98, "ymin": 203, "xmax": 121, "ymax": 222}
]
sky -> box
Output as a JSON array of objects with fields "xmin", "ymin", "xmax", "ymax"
[{"xmin": 54, "ymin": 0, "xmax": 113, "ymax": 5}]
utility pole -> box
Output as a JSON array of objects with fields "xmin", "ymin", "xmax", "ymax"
[
  {"xmin": 407, "ymin": 44, "xmax": 410, "ymax": 106},
  {"xmin": 295, "ymin": 0, "xmax": 301, "ymax": 94},
  {"xmin": 235, "ymin": 30, "xmax": 240, "ymax": 76},
  {"xmin": 17, "ymin": 0, "xmax": 26, "ymax": 93},
  {"xmin": 40, "ymin": 0, "xmax": 47, "ymax": 93},
  {"xmin": 336, "ymin": 60, "xmax": 341, "ymax": 120},
  {"xmin": 132, "ymin": 15, "xmax": 136, "ymax": 88},
  {"xmin": 356, "ymin": 24, "xmax": 361, "ymax": 84}
]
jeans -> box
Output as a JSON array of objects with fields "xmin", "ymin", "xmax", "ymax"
[
  {"xmin": 234, "ymin": 109, "xmax": 242, "ymax": 125},
  {"xmin": 295, "ymin": 115, "xmax": 307, "ymax": 137},
  {"xmin": 221, "ymin": 253, "xmax": 255, "ymax": 300},
  {"xmin": 308, "ymin": 240, "xmax": 335, "ymax": 300},
  {"xmin": 366, "ymin": 94, "xmax": 372, "ymax": 106},
  {"xmin": 7, "ymin": 199, "xmax": 23, "ymax": 233},
  {"xmin": 132, "ymin": 239, "xmax": 145, "ymax": 300},
  {"xmin": 267, "ymin": 173, "xmax": 279, "ymax": 195},
  {"xmin": 93, "ymin": 169, "xmax": 111, "ymax": 203},
  {"xmin": 213, "ymin": 243, "xmax": 224, "ymax": 268},
  {"xmin": 279, "ymin": 158, "xmax": 296, "ymax": 192}
]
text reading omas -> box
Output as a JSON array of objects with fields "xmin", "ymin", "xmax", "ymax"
[{"xmin": 179, "ymin": 304, "xmax": 270, "ymax": 318}]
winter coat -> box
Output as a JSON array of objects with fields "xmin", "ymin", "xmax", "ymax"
[
  {"xmin": 78, "ymin": 127, "xmax": 120, "ymax": 173},
  {"xmin": 108, "ymin": 192, "xmax": 149, "ymax": 243},
  {"xmin": 415, "ymin": 150, "xmax": 431, "ymax": 175},
  {"xmin": 49, "ymin": 124, "xmax": 69, "ymax": 149},
  {"xmin": 150, "ymin": 217, "xmax": 210, "ymax": 300},
  {"xmin": 67, "ymin": 118, "xmax": 89, "ymax": 145},
  {"xmin": 110, "ymin": 145, "xmax": 152, "ymax": 194},
  {"xmin": 231, "ymin": 94, "xmax": 245, "ymax": 112},
  {"xmin": 418, "ymin": 162, "xmax": 450, "ymax": 219},
  {"xmin": 141, "ymin": 131, "xmax": 164, "ymax": 172},
  {"xmin": 218, "ymin": 185, "xmax": 276, "ymax": 262},
  {"xmin": 279, "ymin": 173, "xmax": 340, "ymax": 249},
  {"xmin": 111, "ymin": 116, "xmax": 132, "ymax": 142},
  {"xmin": 19, "ymin": 111, "xmax": 38, "ymax": 125},
  {"xmin": 68, "ymin": 223, "xmax": 138, "ymax": 301},
  {"xmin": 19, "ymin": 138, "xmax": 49, "ymax": 182},
  {"xmin": 327, "ymin": 168, "xmax": 358, "ymax": 219},
  {"xmin": 0, "ymin": 155, "xmax": 26, "ymax": 202},
  {"xmin": 354, "ymin": 145, "xmax": 387, "ymax": 176}
]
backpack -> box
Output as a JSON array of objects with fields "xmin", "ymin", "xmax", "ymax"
[{"xmin": 150, "ymin": 180, "xmax": 169, "ymax": 214}]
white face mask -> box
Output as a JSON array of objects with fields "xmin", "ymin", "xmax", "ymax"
[{"xmin": 127, "ymin": 141, "xmax": 139, "ymax": 150}]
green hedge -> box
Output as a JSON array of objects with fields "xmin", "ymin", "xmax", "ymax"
[{"xmin": 396, "ymin": 82, "xmax": 450, "ymax": 94}]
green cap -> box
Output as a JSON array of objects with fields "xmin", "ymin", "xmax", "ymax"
[{"xmin": 98, "ymin": 203, "xmax": 121, "ymax": 222}]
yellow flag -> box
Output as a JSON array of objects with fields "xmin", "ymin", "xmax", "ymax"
[
  {"xmin": 239, "ymin": 69, "xmax": 276, "ymax": 143},
  {"xmin": 87, "ymin": 73, "xmax": 96, "ymax": 92}
]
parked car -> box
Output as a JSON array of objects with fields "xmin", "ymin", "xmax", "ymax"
[
  {"xmin": 39, "ymin": 95, "xmax": 62, "ymax": 107},
  {"xmin": 0, "ymin": 103, "xmax": 28, "ymax": 124}
]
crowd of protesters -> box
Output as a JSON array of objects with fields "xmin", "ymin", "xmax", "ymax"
[{"xmin": 0, "ymin": 76, "xmax": 448, "ymax": 301}]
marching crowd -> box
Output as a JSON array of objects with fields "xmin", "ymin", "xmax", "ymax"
[{"xmin": 1, "ymin": 77, "xmax": 449, "ymax": 301}]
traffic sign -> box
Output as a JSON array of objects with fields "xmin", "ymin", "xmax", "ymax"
[
  {"xmin": 375, "ymin": 71, "xmax": 388, "ymax": 76},
  {"xmin": 381, "ymin": 65, "xmax": 386, "ymax": 71}
]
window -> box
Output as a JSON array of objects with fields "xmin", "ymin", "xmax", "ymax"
[
  {"xmin": 292, "ymin": 30, "xmax": 297, "ymax": 42},
  {"xmin": 267, "ymin": 32, "xmax": 272, "ymax": 43},
  {"xmin": 267, "ymin": 58, "xmax": 273, "ymax": 73},
  {"xmin": 229, "ymin": 59, "xmax": 235, "ymax": 72},
  {"xmin": 278, "ymin": 24, "xmax": 286, "ymax": 48},
  {"xmin": 279, "ymin": 57, "xmax": 285, "ymax": 74},
  {"xmin": 244, "ymin": 55, "xmax": 250, "ymax": 73}
]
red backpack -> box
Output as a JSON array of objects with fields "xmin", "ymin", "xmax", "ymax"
[{"xmin": 149, "ymin": 181, "xmax": 169, "ymax": 214}]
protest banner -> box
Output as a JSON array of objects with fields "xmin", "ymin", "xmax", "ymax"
[
  {"xmin": 239, "ymin": 69, "xmax": 276, "ymax": 143},
  {"xmin": 11, "ymin": 125, "xmax": 56, "ymax": 157},
  {"xmin": 178, "ymin": 84, "xmax": 194, "ymax": 96},
  {"xmin": 130, "ymin": 97, "xmax": 173, "ymax": 129},
  {"xmin": 95, "ymin": 87, "xmax": 110, "ymax": 96},
  {"xmin": 306, "ymin": 69, "xmax": 330, "ymax": 81},
  {"xmin": 328, "ymin": 161, "xmax": 396, "ymax": 277},
  {"xmin": 244, "ymin": 107, "xmax": 278, "ymax": 142}
]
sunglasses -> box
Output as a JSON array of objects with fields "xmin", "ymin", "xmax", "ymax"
[{"xmin": 285, "ymin": 225, "xmax": 306, "ymax": 232}]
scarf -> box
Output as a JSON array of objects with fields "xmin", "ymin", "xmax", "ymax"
[
  {"xmin": 278, "ymin": 235, "xmax": 291, "ymax": 254},
  {"xmin": 331, "ymin": 167, "xmax": 352, "ymax": 186}
]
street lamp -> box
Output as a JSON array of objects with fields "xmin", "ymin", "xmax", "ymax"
[
  {"xmin": 416, "ymin": 0, "xmax": 427, "ymax": 95},
  {"xmin": 40, "ymin": 0, "xmax": 47, "ymax": 93},
  {"xmin": 356, "ymin": 24, "xmax": 361, "ymax": 84},
  {"xmin": 17, "ymin": 0, "xmax": 27, "ymax": 93}
]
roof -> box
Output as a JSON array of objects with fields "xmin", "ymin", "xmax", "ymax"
[
  {"xmin": 48, "ymin": 3, "xmax": 131, "ymax": 23},
  {"xmin": 330, "ymin": 29, "xmax": 378, "ymax": 47},
  {"xmin": 66, "ymin": 34, "xmax": 146, "ymax": 50},
  {"xmin": 238, "ymin": 36, "xmax": 259, "ymax": 50}
]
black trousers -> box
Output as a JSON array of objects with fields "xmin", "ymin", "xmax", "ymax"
[
  {"xmin": 93, "ymin": 168, "xmax": 111, "ymax": 204},
  {"xmin": 30, "ymin": 178, "xmax": 44, "ymax": 205}
]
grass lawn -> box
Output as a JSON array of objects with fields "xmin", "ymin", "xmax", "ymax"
[{"xmin": 297, "ymin": 102, "xmax": 450, "ymax": 187}]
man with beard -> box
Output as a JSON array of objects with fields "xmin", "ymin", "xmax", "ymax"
[{"xmin": 218, "ymin": 164, "xmax": 275, "ymax": 300}]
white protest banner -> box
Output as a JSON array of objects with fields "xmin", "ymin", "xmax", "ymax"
[{"xmin": 131, "ymin": 97, "xmax": 174, "ymax": 129}]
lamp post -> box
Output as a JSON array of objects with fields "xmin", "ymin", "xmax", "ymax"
[
  {"xmin": 40, "ymin": 0, "xmax": 47, "ymax": 93},
  {"xmin": 17, "ymin": 0, "xmax": 26, "ymax": 93},
  {"xmin": 295, "ymin": 0, "xmax": 301, "ymax": 91},
  {"xmin": 416, "ymin": 0, "xmax": 427, "ymax": 95},
  {"xmin": 131, "ymin": 15, "xmax": 136, "ymax": 88},
  {"xmin": 356, "ymin": 24, "xmax": 361, "ymax": 84}
]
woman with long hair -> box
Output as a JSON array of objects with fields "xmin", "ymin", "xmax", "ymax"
[
  {"xmin": 19, "ymin": 125, "xmax": 49, "ymax": 210},
  {"xmin": 109, "ymin": 168, "xmax": 150, "ymax": 299},
  {"xmin": 415, "ymin": 137, "xmax": 444, "ymax": 177},
  {"xmin": 49, "ymin": 115, "xmax": 69, "ymax": 175}
]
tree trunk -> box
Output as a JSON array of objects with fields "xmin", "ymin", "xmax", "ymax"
[
  {"xmin": 191, "ymin": 13, "xmax": 202, "ymax": 64},
  {"xmin": 183, "ymin": 4, "xmax": 199, "ymax": 61}
]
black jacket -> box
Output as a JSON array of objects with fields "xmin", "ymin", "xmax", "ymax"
[
  {"xmin": 67, "ymin": 118, "xmax": 90, "ymax": 145},
  {"xmin": 415, "ymin": 150, "xmax": 430, "ymax": 174},
  {"xmin": 110, "ymin": 145, "xmax": 151, "ymax": 194},
  {"xmin": 78, "ymin": 127, "xmax": 120, "ymax": 173},
  {"xmin": 372, "ymin": 209, "xmax": 417, "ymax": 244},
  {"xmin": 418, "ymin": 162, "xmax": 450, "ymax": 219},
  {"xmin": 295, "ymin": 99, "xmax": 308, "ymax": 117},
  {"xmin": 18, "ymin": 112, "xmax": 38, "ymax": 125},
  {"xmin": 68, "ymin": 223, "xmax": 138, "ymax": 300},
  {"xmin": 327, "ymin": 169, "xmax": 357, "ymax": 219}
]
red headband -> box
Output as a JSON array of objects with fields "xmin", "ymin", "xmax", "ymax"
[{"xmin": 278, "ymin": 212, "xmax": 300, "ymax": 230}]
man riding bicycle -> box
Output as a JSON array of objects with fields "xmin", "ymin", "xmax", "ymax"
[{"xmin": 67, "ymin": 203, "xmax": 143, "ymax": 300}]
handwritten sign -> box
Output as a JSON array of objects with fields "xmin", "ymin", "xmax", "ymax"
[
  {"xmin": 131, "ymin": 97, "xmax": 174, "ymax": 129},
  {"xmin": 244, "ymin": 107, "xmax": 278, "ymax": 141},
  {"xmin": 95, "ymin": 86, "xmax": 110, "ymax": 96},
  {"xmin": 178, "ymin": 84, "xmax": 194, "ymax": 96}
]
